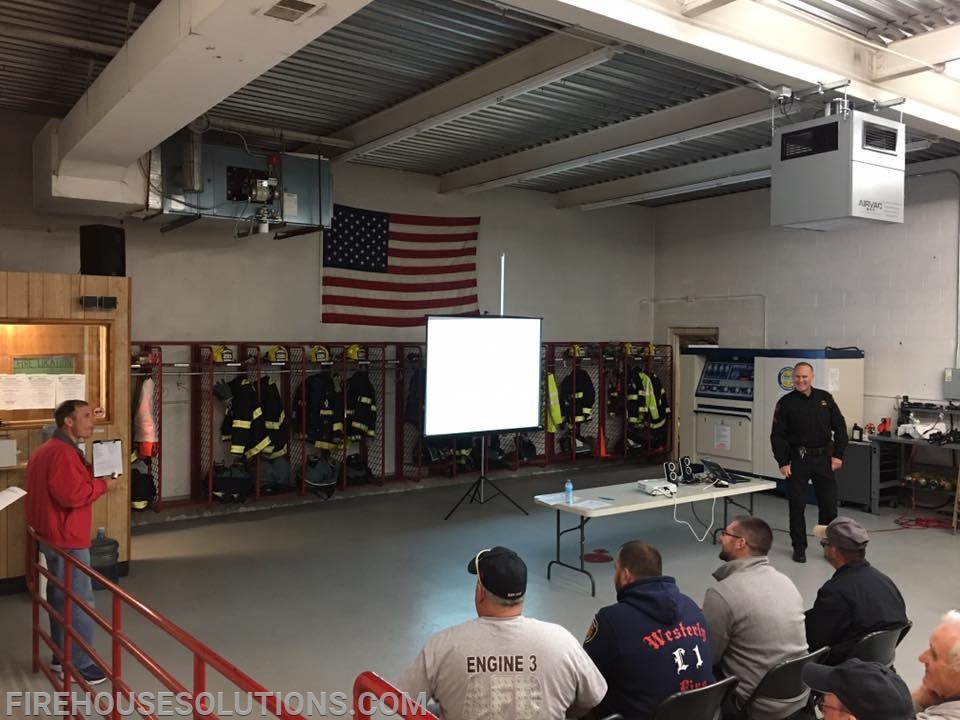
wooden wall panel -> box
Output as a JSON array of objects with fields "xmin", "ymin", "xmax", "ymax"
[
  {"xmin": 27, "ymin": 273, "xmax": 45, "ymax": 319},
  {"xmin": 43, "ymin": 274, "xmax": 75, "ymax": 320},
  {"xmin": 6, "ymin": 273, "xmax": 29, "ymax": 317},
  {"xmin": 0, "ymin": 473, "xmax": 10, "ymax": 578},
  {"xmin": 0, "ymin": 273, "xmax": 7, "ymax": 318},
  {"xmin": 6, "ymin": 476, "xmax": 26, "ymax": 578}
]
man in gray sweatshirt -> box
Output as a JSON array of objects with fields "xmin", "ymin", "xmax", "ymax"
[{"xmin": 702, "ymin": 515, "xmax": 809, "ymax": 720}]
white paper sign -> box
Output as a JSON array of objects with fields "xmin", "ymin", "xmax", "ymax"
[
  {"xmin": 714, "ymin": 424, "xmax": 732, "ymax": 451},
  {"xmin": 55, "ymin": 374, "xmax": 87, "ymax": 406},
  {"xmin": 0, "ymin": 375, "xmax": 30, "ymax": 410},
  {"xmin": 92, "ymin": 439, "xmax": 124, "ymax": 477},
  {"xmin": 0, "ymin": 486, "xmax": 26, "ymax": 512},
  {"xmin": 829, "ymin": 367, "xmax": 841, "ymax": 393},
  {"xmin": 24, "ymin": 375, "xmax": 58, "ymax": 409}
]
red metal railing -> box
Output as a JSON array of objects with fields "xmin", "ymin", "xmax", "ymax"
[
  {"xmin": 352, "ymin": 671, "xmax": 438, "ymax": 720},
  {"xmin": 27, "ymin": 528, "xmax": 308, "ymax": 720}
]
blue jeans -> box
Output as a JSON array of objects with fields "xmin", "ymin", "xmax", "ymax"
[{"xmin": 41, "ymin": 546, "xmax": 100, "ymax": 674}]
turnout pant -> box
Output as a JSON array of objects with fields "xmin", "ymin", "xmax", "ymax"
[{"xmin": 787, "ymin": 455, "xmax": 837, "ymax": 550}]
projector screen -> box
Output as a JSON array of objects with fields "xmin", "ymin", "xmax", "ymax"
[{"xmin": 425, "ymin": 316, "xmax": 542, "ymax": 437}]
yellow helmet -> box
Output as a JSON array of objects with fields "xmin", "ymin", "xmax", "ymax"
[
  {"xmin": 309, "ymin": 345, "xmax": 330, "ymax": 363},
  {"xmin": 567, "ymin": 344, "xmax": 585, "ymax": 358},
  {"xmin": 211, "ymin": 345, "xmax": 234, "ymax": 363},
  {"xmin": 622, "ymin": 342, "xmax": 633, "ymax": 356},
  {"xmin": 266, "ymin": 345, "xmax": 288, "ymax": 362},
  {"xmin": 345, "ymin": 344, "xmax": 364, "ymax": 362}
]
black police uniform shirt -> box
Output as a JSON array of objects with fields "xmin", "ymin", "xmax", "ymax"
[
  {"xmin": 584, "ymin": 576, "xmax": 714, "ymax": 720},
  {"xmin": 771, "ymin": 388, "xmax": 849, "ymax": 467}
]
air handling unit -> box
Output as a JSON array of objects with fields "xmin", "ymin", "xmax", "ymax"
[{"xmin": 771, "ymin": 100, "xmax": 904, "ymax": 231}]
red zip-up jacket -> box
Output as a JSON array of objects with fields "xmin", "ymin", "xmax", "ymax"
[{"xmin": 26, "ymin": 434, "xmax": 108, "ymax": 549}]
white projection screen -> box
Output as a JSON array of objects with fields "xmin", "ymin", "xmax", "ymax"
[{"xmin": 425, "ymin": 316, "xmax": 542, "ymax": 437}]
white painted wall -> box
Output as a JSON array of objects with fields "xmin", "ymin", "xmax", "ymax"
[
  {"xmin": 653, "ymin": 162, "xmax": 960, "ymax": 425},
  {"xmin": 0, "ymin": 109, "xmax": 656, "ymax": 498}
]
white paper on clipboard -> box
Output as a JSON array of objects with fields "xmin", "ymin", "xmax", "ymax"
[{"xmin": 92, "ymin": 440, "xmax": 124, "ymax": 477}]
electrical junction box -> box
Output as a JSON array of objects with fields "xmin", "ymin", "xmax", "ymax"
[{"xmin": 943, "ymin": 368, "xmax": 960, "ymax": 400}]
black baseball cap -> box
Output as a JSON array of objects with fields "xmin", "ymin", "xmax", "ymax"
[
  {"xmin": 467, "ymin": 546, "xmax": 527, "ymax": 600},
  {"xmin": 802, "ymin": 659, "xmax": 913, "ymax": 720}
]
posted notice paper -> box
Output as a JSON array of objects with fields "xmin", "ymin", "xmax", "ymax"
[{"xmin": 92, "ymin": 440, "xmax": 124, "ymax": 477}]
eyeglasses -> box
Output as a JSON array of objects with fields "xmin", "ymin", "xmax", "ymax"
[{"xmin": 720, "ymin": 530, "xmax": 744, "ymax": 540}]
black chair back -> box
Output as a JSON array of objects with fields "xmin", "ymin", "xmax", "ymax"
[
  {"xmin": 739, "ymin": 647, "xmax": 829, "ymax": 717},
  {"xmin": 651, "ymin": 676, "xmax": 739, "ymax": 720},
  {"xmin": 850, "ymin": 621, "xmax": 913, "ymax": 666}
]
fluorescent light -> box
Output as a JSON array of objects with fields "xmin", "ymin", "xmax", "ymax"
[
  {"xmin": 579, "ymin": 169, "xmax": 772, "ymax": 210},
  {"xmin": 906, "ymin": 140, "xmax": 932, "ymax": 152},
  {"xmin": 945, "ymin": 60, "xmax": 960, "ymax": 79},
  {"xmin": 333, "ymin": 46, "xmax": 620, "ymax": 164}
]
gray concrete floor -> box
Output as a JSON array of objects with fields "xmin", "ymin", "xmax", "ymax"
[{"xmin": 2, "ymin": 463, "xmax": 958, "ymax": 716}]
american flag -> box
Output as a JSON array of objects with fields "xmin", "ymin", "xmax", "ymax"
[{"xmin": 321, "ymin": 204, "xmax": 480, "ymax": 327}]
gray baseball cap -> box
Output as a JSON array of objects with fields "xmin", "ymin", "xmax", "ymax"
[{"xmin": 814, "ymin": 517, "xmax": 869, "ymax": 550}]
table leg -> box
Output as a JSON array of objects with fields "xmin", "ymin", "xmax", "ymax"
[{"xmin": 546, "ymin": 510, "xmax": 596, "ymax": 596}]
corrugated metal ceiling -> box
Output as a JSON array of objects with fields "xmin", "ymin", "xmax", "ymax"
[
  {"xmin": 777, "ymin": 0, "xmax": 959, "ymax": 43},
  {"xmin": 211, "ymin": 0, "xmax": 552, "ymax": 136},
  {"xmin": 353, "ymin": 49, "xmax": 743, "ymax": 175}
]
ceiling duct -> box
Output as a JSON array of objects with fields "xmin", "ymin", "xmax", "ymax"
[{"xmin": 771, "ymin": 109, "xmax": 905, "ymax": 231}]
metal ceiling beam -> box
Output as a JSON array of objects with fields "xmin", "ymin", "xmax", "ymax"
[
  {"xmin": 501, "ymin": 0, "xmax": 960, "ymax": 142},
  {"xmin": 681, "ymin": 0, "xmax": 738, "ymax": 18},
  {"xmin": 330, "ymin": 32, "xmax": 619, "ymax": 164},
  {"xmin": 440, "ymin": 86, "xmax": 771, "ymax": 193},
  {"xmin": 873, "ymin": 25, "xmax": 960, "ymax": 81},
  {"xmin": 557, "ymin": 148, "xmax": 772, "ymax": 208}
]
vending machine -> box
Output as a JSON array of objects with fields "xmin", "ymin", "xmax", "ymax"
[{"xmin": 678, "ymin": 348, "xmax": 864, "ymax": 479}]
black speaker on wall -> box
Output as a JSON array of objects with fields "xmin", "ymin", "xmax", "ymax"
[{"xmin": 80, "ymin": 225, "xmax": 126, "ymax": 277}]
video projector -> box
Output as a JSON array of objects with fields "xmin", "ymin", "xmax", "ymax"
[{"xmin": 637, "ymin": 478, "xmax": 677, "ymax": 496}]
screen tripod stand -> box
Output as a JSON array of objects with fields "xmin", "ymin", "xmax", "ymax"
[{"xmin": 444, "ymin": 435, "xmax": 529, "ymax": 520}]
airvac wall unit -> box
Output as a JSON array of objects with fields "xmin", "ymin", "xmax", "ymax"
[
  {"xmin": 160, "ymin": 135, "xmax": 333, "ymax": 233},
  {"xmin": 771, "ymin": 102, "xmax": 904, "ymax": 231}
]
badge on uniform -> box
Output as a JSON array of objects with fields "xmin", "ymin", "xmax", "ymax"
[
  {"xmin": 821, "ymin": 400, "xmax": 828, "ymax": 406},
  {"xmin": 584, "ymin": 617, "xmax": 599, "ymax": 644}
]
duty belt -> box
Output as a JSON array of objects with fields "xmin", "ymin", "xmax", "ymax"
[{"xmin": 795, "ymin": 445, "xmax": 828, "ymax": 459}]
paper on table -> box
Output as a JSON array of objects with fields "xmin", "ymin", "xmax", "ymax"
[
  {"xmin": 536, "ymin": 492, "xmax": 580, "ymax": 505},
  {"xmin": 574, "ymin": 499, "xmax": 614, "ymax": 509},
  {"xmin": 0, "ymin": 486, "xmax": 27, "ymax": 511},
  {"xmin": 92, "ymin": 439, "xmax": 124, "ymax": 477}
]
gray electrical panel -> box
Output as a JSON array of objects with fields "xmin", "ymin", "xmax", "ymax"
[{"xmin": 943, "ymin": 368, "xmax": 960, "ymax": 400}]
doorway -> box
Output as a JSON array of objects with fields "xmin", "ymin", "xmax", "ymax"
[{"xmin": 667, "ymin": 327, "xmax": 719, "ymax": 460}]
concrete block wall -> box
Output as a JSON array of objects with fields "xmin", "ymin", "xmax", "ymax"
[{"xmin": 653, "ymin": 163, "xmax": 960, "ymax": 425}]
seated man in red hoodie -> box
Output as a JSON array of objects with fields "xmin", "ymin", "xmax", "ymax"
[
  {"xmin": 583, "ymin": 540, "xmax": 715, "ymax": 720},
  {"xmin": 26, "ymin": 400, "xmax": 121, "ymax": 685}
]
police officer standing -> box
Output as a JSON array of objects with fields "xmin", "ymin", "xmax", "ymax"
[{"xmin": 771, "ymin": 362, "xmax": 849, "ymax": 564}]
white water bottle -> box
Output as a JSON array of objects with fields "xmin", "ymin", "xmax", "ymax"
[{"xmin": 564, "ymin": 479, "xmax": 574, "ymax": 504}]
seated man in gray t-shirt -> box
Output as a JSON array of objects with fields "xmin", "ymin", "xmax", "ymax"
[{"xmin": 396, "ymin": 546, "xmax": 607, "ymax": 720}]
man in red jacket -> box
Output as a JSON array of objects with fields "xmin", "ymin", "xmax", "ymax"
[{"xmin": 26, "ymin": 399, "xmax": 120, "ymax": 686}]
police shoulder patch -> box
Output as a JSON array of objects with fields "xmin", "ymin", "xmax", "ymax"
[{"xmin": 584, "ymin": 617, "xmax": 599, "ymax": 644}]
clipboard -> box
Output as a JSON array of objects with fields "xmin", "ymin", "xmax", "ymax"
[{"xmin": 92, "ymin": 439, "xmax": 124, "ymax": 477}]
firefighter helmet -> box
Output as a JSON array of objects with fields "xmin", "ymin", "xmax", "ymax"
[
  {"xmin": 309, "ymin": 345, "xmax": 330, "ymax": 363},
  {"xmin": 345, "ymin": 344, "xmax": 366, "ymax": 362},
  {"xmin": 266, "ymin": 345, "xmax": 288, "ymax": 362},
  {"xmin": 567, "ymin": 344, "xmax": 585, "ymax": 358},
  {"xmin": 623, "ymin": 342, "xmax": 634, "ymax": 356},
  {"xmin": 211, "ymin": 345, "xmax": 234, "ymax": 363}
]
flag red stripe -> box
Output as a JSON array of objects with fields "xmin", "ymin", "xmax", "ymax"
[
  {"xmin": 389, "ymin": 214, "xmax": 480, "ymax": 227},
  {"xmin": 322, "ymin": 311, "xmax": 478, "ymax": 327},
  {"xmin": 323, "ymin": 276, "xmax": 477, "ymax": 293},
  {"xmin": 388, "ymin": 263, "xmax": 476, "ymax": 275},
  {"xmin": 322, "ymin": 294, "xmax": 478, "ymax": 310},
  {"xmin": 388, "ymin": 247, "xmax": 476, "ymax": 259},
  {"xmin": 389, "ymin": 231, "xmax": 478, "ymax": 243}
]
